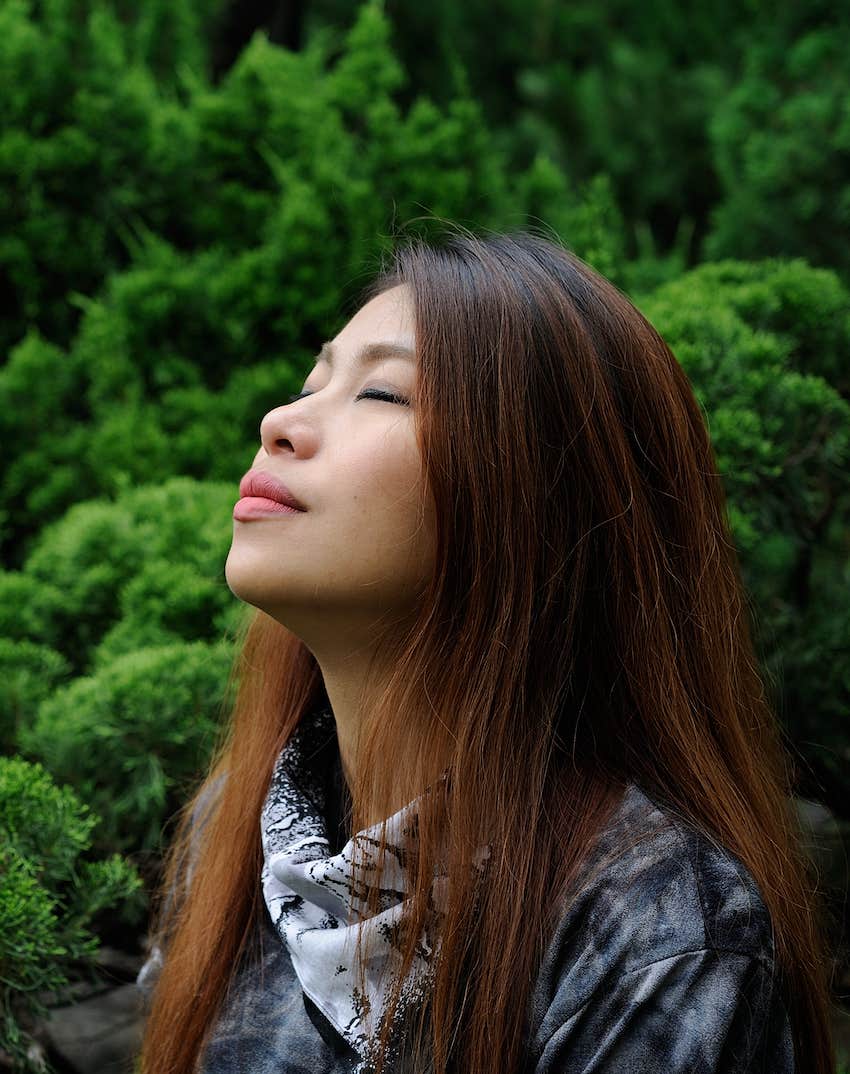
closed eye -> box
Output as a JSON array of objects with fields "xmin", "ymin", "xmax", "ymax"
[{"xmin": 286, "ymin": 389, "xmax": 410, "ymax": 406}]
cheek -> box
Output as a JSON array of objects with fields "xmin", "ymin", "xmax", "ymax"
[
  {"xmin": 342, "ymin": 432, "xmax": 421, "ymax": 501},
  {"xmin": 339, "ymin": 438, "xmax": 431, "ymax": 545}
]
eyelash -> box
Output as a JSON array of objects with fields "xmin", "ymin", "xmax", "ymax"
[{"xmin": 286, "ymin": 389, "xmax": 410, "ymax": 407}]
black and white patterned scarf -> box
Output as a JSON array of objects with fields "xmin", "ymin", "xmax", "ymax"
[{"xmin": 260, "ymin": 702, "xmax": 477, "ymax": 1073}]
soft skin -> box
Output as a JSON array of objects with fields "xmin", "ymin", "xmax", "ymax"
[{"xmin": 225, "ymin": 284, "xmax": 437, "ymax": 789}]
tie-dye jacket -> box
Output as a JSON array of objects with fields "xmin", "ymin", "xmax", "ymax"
[{"xmin": 136, "ymin": 772, "xmax": 796, "ymax": 1073}]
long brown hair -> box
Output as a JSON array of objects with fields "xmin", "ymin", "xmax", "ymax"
[{"xmin": 138, "ymin": 228, "xmax": 836, "ymax": 1074}]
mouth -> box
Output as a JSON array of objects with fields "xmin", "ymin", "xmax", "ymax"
[
  {"xmin": 233, "ymin": 496, "xmax": 304, "ymax": 521},
  {"xmin": 237, "ymin": 469, "xmax": 307, "ymax": 511}
]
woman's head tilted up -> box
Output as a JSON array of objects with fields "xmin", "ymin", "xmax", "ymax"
[
  {"xmin": 138, "ymin": 228, "xmax": 835, "ymax": 1074},
  {"xmin": 225, "ymin": 280, "xmax": 435, "ymax": 797},
  {"xmin": 226, "ymin": 280, "xmax": 432, "ymax": 634}
]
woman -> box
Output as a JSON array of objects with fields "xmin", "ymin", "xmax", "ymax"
[{"xmin": 136, "ymin": 229, "xmax": 835, "ymax": 1074}]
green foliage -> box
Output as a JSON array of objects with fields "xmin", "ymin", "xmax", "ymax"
[
  {"xmin": 306, "ymin": 0, "xmax": 850, "ymax": 283},
  {"xmin": 0, "ymin": 755, "xmax": 141, "ymax": 1071},
  {"xmin": 525, "ymin": 35, "xmax": 727, "ymax": 248},
  {"xmin": 0, "ymin": 639, "xmax": 71, "ymax": 754},
  {"xmin": 0, "ymin": 330, "xmax": 87, "ymax": 557},
  {"xmin": 707, "ymin": 28, "xmax": 850, "ymax": 276},
  {"xmin": 0, "ymin": 571, "xmax": 64, "ymax": 646},
  {"xmin": 94, "ymin": 560, "xmax": 239, "ymax": 667},
  {"xmin": 0, "ymin": 845, "xmax": 68, "ymax": 1072},
  {"xmin": 0, "ymin": 1, "xmax": 201, "ymax": 358},
  {"xmin": 324, "ymin": 0, "xmax": 407, "ymax": 107},
  {"xmin": 158, "ymin": 359, "xmax": 311, "ymax": 483},
  {"xmin": 9, "ymin": 477, "xmax": 241, "ymax": 860},
  {"xmin": 641, "ymin": 260, "xmax": 850, "ymax": 786},
  {"xmin": 17, "ymin": 640, "xmax": 235, "ymax": 855},
  {"xmin": 21, "ymin": 478, "xmax": 238, "ymax": 674},
  {"xmin": 647, "ymin": 260, "xmax": 850, "ymax": 392},
  {"xmin": 0, "ymin": 330, "xmax": 81, "ymax": 448},
  {"xmin": 129, "ymin": 0, "xmax": 226, "ymax": 89},
  {"xmin": 516, "ymin": 159, "xmax": 628, "ymax": 286},
  {"xmin": 308, "ymin": 0, "xmax": 747, "ymax": 261},
  {"xmin": 640, "ymin": 259, "xmax": 850, "ymax": 535}
]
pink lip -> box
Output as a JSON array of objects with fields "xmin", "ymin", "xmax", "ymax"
[
  {"xmin": 233, "ymin": 496, "xmax": 304, "ymax": 521},
  {"xmin": 237, "ymin": 469, "xmax": 306, "ymax": 511}
]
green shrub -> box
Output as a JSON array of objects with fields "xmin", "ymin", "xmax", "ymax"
[
  {"xmin": 639, "ymin": 258, "xmax": 850, "ymax": 393},
  {"xmin": 515, "ymin": 158, "xmax": 628, "ymax": 287},
  {"xmin": 21, "ymin": 478, "xmax": 237, "ymax": 674},
  {"xmin": 640, "ymin": 259, "xmax": 850, "ymax": 560},
  {"xmin": 0, "ymin": 639, "xmax": 71, "ymax": 754},
  {"xmin": 0, "ymin": 571, "xmax": 64, "ymax": 646},
  {"xmin": 707, "ymin": 28, "xmax": 850, "ymax": 278},
  {"xmin": 0, "ymin": 1, "xmax": 203, "ymax": 359},
  {"xmin": 333, "ymin": 0, "xmax": 736, "ymax": 263},
  {"xmin": 92, "ymin": 559, "xmax": 238, "ymax": 668},
  {"xmin": 641, "ymin": 259, "xmax": 850, "ymax": 794},
  {"xmin": 0, "ymin": 756, "xmax": 141, "ymax": 1072},
  {"xmin": 18, "ymin": 641, "xmax": 235, "ymax": 856},
  {"xmin": 157, "ymin": 359, "xmax": 310, "ymax": 483}
]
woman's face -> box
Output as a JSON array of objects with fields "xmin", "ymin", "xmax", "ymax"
[{"xmin": 225, "ymin": 284, "xmax": 436, "ymax": 643}]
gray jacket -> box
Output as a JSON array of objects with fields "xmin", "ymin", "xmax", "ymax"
[{"xmin": 137, "ymin": 778, "xmax": 795, "ymax": 1073}]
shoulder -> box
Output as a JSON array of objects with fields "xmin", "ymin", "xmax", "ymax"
[
  {"xmin": 524, "ymin": 782, "xmax": 793, "ymax": 1072},
  {"xmin": 565, "ymin": 781, "xmax": 775, "ymax": 968}
]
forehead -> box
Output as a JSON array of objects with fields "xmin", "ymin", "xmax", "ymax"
[{"xmin": 333, "ymin": 285, "xmax": 415, "ymax": 352}]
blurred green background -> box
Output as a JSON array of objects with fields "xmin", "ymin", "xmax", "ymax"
[{"xmin": 1, "ymin": 0, "xmax": 848, "ymax": 1069}]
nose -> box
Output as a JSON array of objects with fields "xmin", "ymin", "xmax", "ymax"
[
  {"xmin": 259, "ymin": 403, "xmax": 317, "ymax": 458},
  {"xmin": 260, "ymin": 407, "xmax": 290, "ymax": 453}
]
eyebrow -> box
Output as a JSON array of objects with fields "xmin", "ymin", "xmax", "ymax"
[{"xmin": 313, "ymin": 340, "xmax": 416, "ymax": 370}]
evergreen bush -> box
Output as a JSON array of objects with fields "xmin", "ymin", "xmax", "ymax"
[
  {"xmin": 17, "ymin": 640, "xmax": 235, "ymax": 857},
  {"xmin": 707, "ymin": 28, "xmax": 850, "ymax": 278},
  {"xmin": 0, "ymin": 638, "xmax": 70, "ymax": 755},
  {"xmin": 21, "ymin": 478, "xmax": 238, "ymax": 675},
  {"xmin": 641, "ymin": 259, "xmax": 850, "ymax": 801},
  {"xmin": 0, "ymin": 755, "xmax": 141, "ymax": 1072}
]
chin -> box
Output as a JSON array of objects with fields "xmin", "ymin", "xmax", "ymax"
[{"xmin": 224, "ymin": 552, "xmax": 270, "ymax": 606}]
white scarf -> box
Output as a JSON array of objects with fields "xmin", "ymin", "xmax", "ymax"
[{"xmin": 260, "ymin": 703, "xmax": 467, "ymax": 1073}]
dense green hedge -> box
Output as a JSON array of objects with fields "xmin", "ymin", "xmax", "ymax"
[
  {"xmin": 706, "ymin": 29, "xmax": 850, "ymax": 276},
  {"xmin": 640, "ymin": 260, "xmax": 850, "ymax": 799},
  {"xmin": 18, "ymin": 639, "xmax": 236, "ymax": 856},
  {"xmin": 7, "ymin": 478, "xmax": 242, "ymax": 855},
  {"xmin": 304, "ymin": 1, "xmax": 850, "ymax": 275},
  {"xmin": 0, "ymin": 756, "xmax": 141, "ymax": 1070}
]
